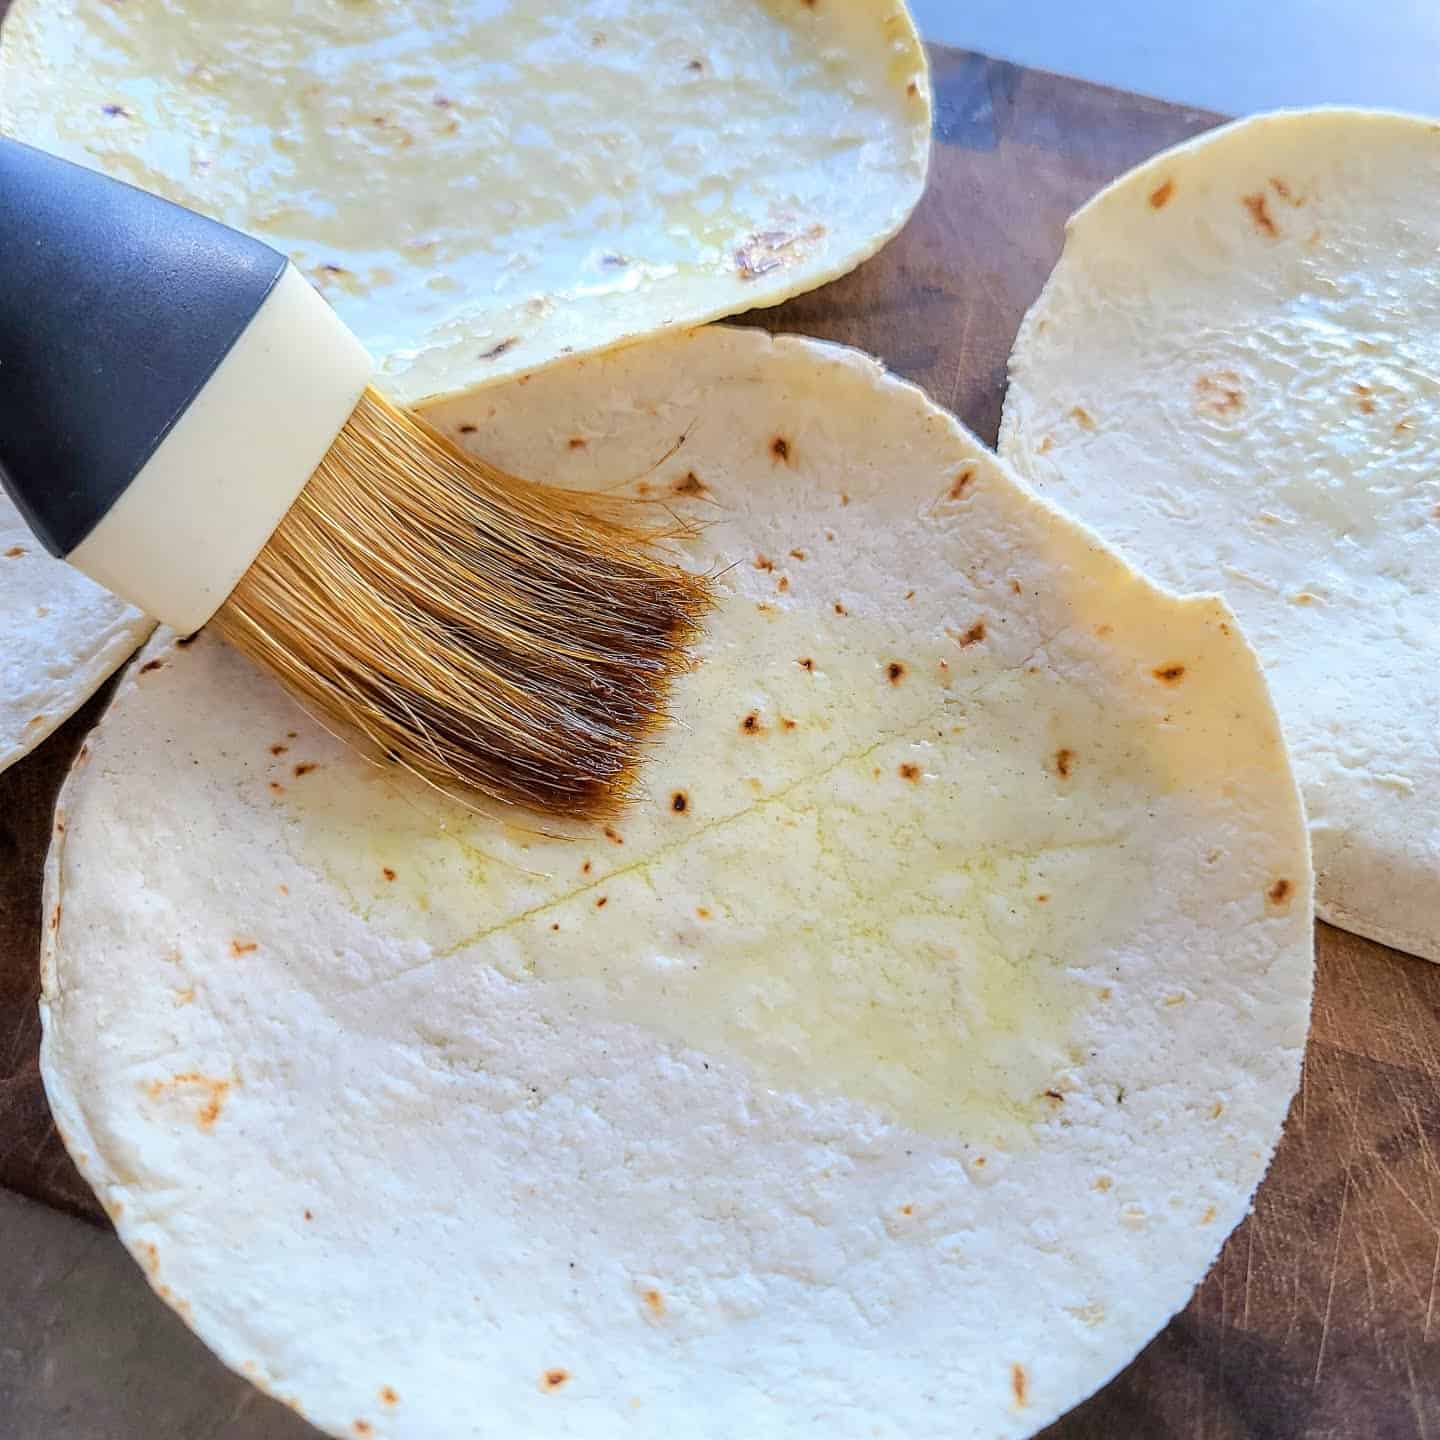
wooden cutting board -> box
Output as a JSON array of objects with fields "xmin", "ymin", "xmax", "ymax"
[{"xmin": 1, "ymin": 37, "xmax": 1437, "ymax": 1440}]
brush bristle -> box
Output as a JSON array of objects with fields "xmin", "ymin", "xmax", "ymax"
[{"xmin": 215, "ymin": 385, "xmax": 711, "ymax": 817}]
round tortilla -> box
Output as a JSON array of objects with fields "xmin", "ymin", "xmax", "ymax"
[
  {"xmin": 0, "ymin": 0, "xmax": 930, "ymax": 407},
  {"xmin": 999, "ymin": 108, "xmax": 1440, "ymax": 961},
  {"xmin": 0, "ymin": 491, "xmax": 153, "ymax": 771},
  {"xmin": 42, "ymin": 327, "xmax": 1311, "ymax": 1439},
  {"xmin": 0, "ymin": 0, "xmax": 930, "ymax": 774}
]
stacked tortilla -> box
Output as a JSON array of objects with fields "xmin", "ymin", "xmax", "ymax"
[{"xmin": 1, "ymin": 5, "xmax": 1328, "ymax": 1438}]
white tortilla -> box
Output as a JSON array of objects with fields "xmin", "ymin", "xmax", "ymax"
[
  {"xmin": 0, "ymin": 0, "xmax": 930, "ymax": 775},
  {"xmin": 0, "ymin": 0, "xmax": 931, "ymax": 407},
  {"xmin": 0, "ymin": 492, "xmax": 153, "ymax": 770},
  {"xmin": 1000, "ymin": 108, "xmax": 1440, "ymax": 961},
  {"xmin": 43, "ymin": 327, "xmax": 1311, "ymax": 1439}
]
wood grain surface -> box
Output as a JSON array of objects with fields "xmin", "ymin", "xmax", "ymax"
[{"xmin": 0, "ymin": 35, "xmax": 1437, "ymax": 1440}]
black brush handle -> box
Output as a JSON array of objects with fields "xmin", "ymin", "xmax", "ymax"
[{"xmin": 0, "ymin": 137, "xmax": 287, "ymax": 556}]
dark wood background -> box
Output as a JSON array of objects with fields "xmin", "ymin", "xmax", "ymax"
[{"xmin": 1, "ymin": 33, "xmax": 1437, "ymax": 1440}]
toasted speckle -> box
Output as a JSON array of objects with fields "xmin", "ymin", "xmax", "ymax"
[
  {"xmin": 798, "ymin": 657, "xmax": 815, "ymax": 671},
  {"xmin": 671, "ymin": 791, "xmax": 689, "ymax": 814},
  {"xmin": 293, "ymin": 761, "xmax": 318, "ymax": 777},
  {"xmin": 270, "ymin": 743, "xmax": 289, "ymax": 756},
  {"xmin": 789, "ymin": 548, "xmax": 807, "ymax": 561},
  {"xmin": 770, "ymin": 435, "xmax": 792, "ymax": 463},
  {"xmin": 1242, "ymin": 192, "xmax": 1279, "ymax": 237},
  {"xmin": 1069, "ymin": 405, "xmax": 1096, "ymax": 431},
  {"xmin": 1093, "ymin": 1175, "xmax": 1113, "ymax": 1193},
  {"xmin": 740, "ymin": 712, "xmax": 763, "ymax": 735},
  {"xmin": 230, "ymin": 939, "xmax": 258, "ymax": 957},
  {"xmin": 382, "ymin": 867, "xmax": 397, "ymax": 882},
  {"xmin": 478, "ymin": 336, "xmax": 518, "ymax": 360},
  {"xmin": 1153, "ymin": 663, "xmax": 1186, "ymax": 685},
  {"xmin": 304, "ymin": 1209, "xmax": 314, "ymax": 1221},
  {"xmin": 268, "ymin": 782, "xmax": 286, "ymax": 796},
  {"xmin": 1195, "ymin": 371, "xmax": 1244, "ymax": 416},
  {"xmin": 1200, "ymin": 1205, "xmax": 1217, "ymax": 1226},
  {"xmin": 380, "ymin": 1387, "xmax": 399, "ymax": 1406},
  {"xmin": 696, "ymin": 906, "xmax": 712, "ymax": 920},
  {"xmin": 595, "ymin": 896, "xmax": 608, "ymax": 909},
  {"xmin": 146, "ymin": 1072, "xmax": 233, "ymax": 1130},
  {"xmin": 1054, "ymin": 747, "xmax": 1075, "ymax": 779},
  {"xmin": 886, "ymin": 661, "xmax": 906, "ymax": 684},
  {"xmin": 1011, "ymin": 1363, "xmax": 1029, "ymax": 1409},
  {"xmin": 139, "ymin": 659, "xmax": 165, "ymax": 674},
  {"xmin": 3, "ymin": 545, "xmax": 24, "ymax": 558},
  {"xmin": 643, "ymin": 1289, "xmax": 665, "ymax": 1316},
  {"xmin": 753, "ymin": 554, "xmax": 775, "ymax": 572},
  {"xmin": 1211, "ymin": 1101, "xmax": 1224, "ymax": 1119},
  {"xmin": 833, "ymin": 601, "xmax": 847, "ymax": 616},
  {"xmin": 780, "ymin": 716, "xmax": 797, "ymax": 731},
  {"xmin": 957, "ymin": 621, "xmax": 986, "ymax": 648},
  {"xmin": 1267, "ymin": 878, "xmax": 1293, "ymax": 907},
  {"xmin": 1351, "ymin": 382, "xmax": 1377, "ymax": 415},
  {"xmin": 1148, "ymin": 178, "xmax": 1175, "ymax": 209},
  {"xmin": 673, "ymin": 471, "xmax": 707, "ymax": 497},
  {"xmin": 353, "ymin": 1423, "xmax": 373, "ymax": 1437},
  {"xmin": 540, "ymin": 1368, "xmax": 570, "ymax": 1392},
  {"xmin": 949, "ymin": 466, "xmax": 975, "ymax": 499},
  {"xmin": 49, "ymin": 902, "xmax": 61, "ymax": 932},
  {"xmin": 458, "ymin": 423, "xmax": 478, "ymax": 435},
  {"xmin": 898, "ymin": 762, "xmax": 921, "ymax": 782},
  {"xmin": 603, "ymin": 826, "xmax": 624, "ymax": 846}
]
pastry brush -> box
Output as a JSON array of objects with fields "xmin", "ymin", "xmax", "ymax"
[{"xmin": 0, "ymin": 137, "xmax": 709, "ymax": 818}]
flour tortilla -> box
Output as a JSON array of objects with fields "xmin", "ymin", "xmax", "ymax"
[
  {"xmin": 42, "ymin": 328, "xmax": 1311, "ymax": 1439},
  {"xmin": 0, "ymin": 0, "xmax": 930, "ymax": 777},
  {"xmin": 0, "ymin": 492, "xmax": 153, "ymax": 770},
  {"xmin": 1000, "ymin": 109, "xmax": 1440, "ymax": 961},
  {"xmin": 0, "ymin": 0, "xmax": 931, "ymax": 407}
]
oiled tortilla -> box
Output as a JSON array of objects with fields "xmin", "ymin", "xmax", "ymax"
[
  {"xmin": 1001, "ymin": 109, "xmax": 1440, "ymax": 961},
  {"xmin": 43, "ymin": 328, "xmax": 1311, "ymax": 1440},
  {"xmin": 0, "ymin": 0, "xmax": 930, "ymax": 773}
]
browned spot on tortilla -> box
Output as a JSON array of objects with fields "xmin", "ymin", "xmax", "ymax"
[
  {"xmin": 769, "ymin": 436, "xmax": 791, "ymax": 463},
  {"xmin": 1153, "ymin": 663, "xmax": 1186, "ymax": 685},
  {"xmin": 753, "ymin": 554, "xmax": 775, "ymax": 572},
  {"xmin": 293, "ymin": 762, "xmax": 318, "ymax": 777},
  {"xmin": 24, "ymin": 715, "xmax": 45, "ymax": 729},
  {"xmin": 1069, "ymin": 405, "xmax": 1096, "ymax": 431},
  {"xmin": 1093, "ymin": 1175, "xmax": 1113, "ymax": 1193},
  {"xmin": 230, "ymin": 939, "xmax": 258, "ymax": 956},
  {"xmin": 1194, "ymin": 371, "xmax": 1245, "ymax": 416},
  {"xmin": 780, "ymin": 716, "xmax": 797, "ymax": 731},
  {"xmin": 1035, "ymin": 435, "xmax": 1054, "ymax": 454},
  {"xmin": 840, "ymin": 493, "xmax": 850, "ymax": 506},
  {"xmin": 776, "ymin": 576, "xmax": 790, "ymax": 593},
  {"xmin": 1010, "ymin": 579, "xmax": 1024, "ymax": 595},
  {"xmin": 595, "ymin": 896, "xmax": 608, "ymax": 909},
  {"xmin": 105, "ymin": 1199, "xmax": 124, "ymax": 1220},
  {"xmin": 478, "ymin": 337, "xmax": 518, "ymax": 360},
  {"xmin": 789, "ymin": 548, "xmax": 807, "ymax": 561},
  {"xmin": 139, "ymin": 658, "xmax": 165, "ymax": 674},
  {"xmin": 673, "ymin": 471, "xmax": 707, "ymax": 497},
  {"xmin": 1011, "ymin": 1363, "xmax": 1029, "ymax": 1408},
  {"xmin": 734, "ymin": 223, "xmax": 824, "ymax": 281},
  {"xmin": 379, "ymin": 1387, "xmax": 399, "ymax": 1406},
  {"xmin": 887, "ymin": 661, "xmax": 906, "ymax": 684},
  {"xmin": 173, "ymin": 987, "xmax": 195, "ymax": 1006},
  {"xmin": 1200, "ymin": 1205, "xmax": 1217, "ymax": 1226},
  {"xmin": 898, "ymin": 763, "xmax": 920, "ymax": 782},
  {"xmin": 1148, "ymin": 178, "xmax": 1175, "ymax": 209},
  {"xmin": 457, "ymin": 423, "xmax": 478, "ymax": 435},
  {"xmin": 381, "ymin": 866, "xmax": 397, "ymax": 882},
  {"xmin": 1352, "ymin": 383, "xmax": 1376, "ymax": 414},
  {"xmin": 1395, "ymin": 417, "xmax": 1414, "ymax": 434},
  {"xmin": 671, "ymin": 791, "xmax": 689, "ymax": 814},
  {"xmin": 1211, "ymin": 1101, "xmax": 1224, "ymax": 1119},
  {"xmin": 904, "ymin": 590, "xmax": 915, "ymax": 601},
  {"xmin": 1054, "ymin": 747, "xmax": 1075, "ymax": 779},
  {"xmin": 540, "ymin": 1368, "xmax": 570, "ymax": 1392},
  {"xmin": 353, "ymin": 1423, "xmax": 373, "ymax": 1437},
  {"xmin": 140, "ymin": 1242, "xmax": 160, "ymax": 1272},
  {"xmin": 1269, "ymin": 177, "xmax": 1303, "ymax": 206},
  {"xmin": 643, "ymin": 1289, "xmax": 665, "ymax": 1316},
  {"xmin": 270, "ymin": 743, "xmax": 289, "ymax": 756},
  {"xmin": 175, "ymin": 632, "xmax": 198, "ymax": 646},
  {"xmin": 957, "ymin": 621, "xmax": 986, "ymax": 647},
  {"xmin": 833, "ymin": 601, "xmax": 847, "ymax": 616},
  {"xmin": 740, "ymin": 711, "xmax": 763, "ymax": 735},
  {"xmin": 798, "ymin": 657, "xmax": 815, "ymax": 671},
  {"xmin": 582, "ymin": 860, "xmax": 592, "ymax": 875},
  {"xmin": 1035, "ymin": 894, "xmax": 1049, "ymax": 905},
  {"xmin": 147, "ymin": 1072, "xmax": 233, "ymax": 1130},
  {"xmin": 687, "ymin": 58, "xmax": 704, "ymax": 71},
  {"xmin": 1043, "ymin": 1089, "xmax": 1064, "ymax": 1104},
  {"xmin": 1267, "ymin": 878, "xmax": 1293, "ymax": 907},
  {"xmin": 49, "ymin": 902, "xmax": 61, "ymax": 932},
  {"xmin": 1242, "ymin": 192, "xmax": 1279, "ymax": 237},
  {"xmin": 949, "ymin": 466, "xmax": 975, "ymax": 499},
  {"xmin": 696, "ymin": 906, "xmax": 712, "ymax": 920},
  {"xmin": 304, "ymin": 1209, "xmax": 314, "ymax": 1221},
  {"xmin": 268, "ymin": 782, "xmax": 285, "ymax": 796},
  {"xmin": 906, "ymin": 80, "xmax": 918, "ymax": 96},
  {"xmin": 603, "ymin": 826, "xmax": 624, "ymax": 845},
  {"xmin": 4, "ymin": 545, "xmax": 24, "ymax": 557},
  {"xmin": 567, "ymin": 437, "xmax": 587, "ymax": 450}
]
